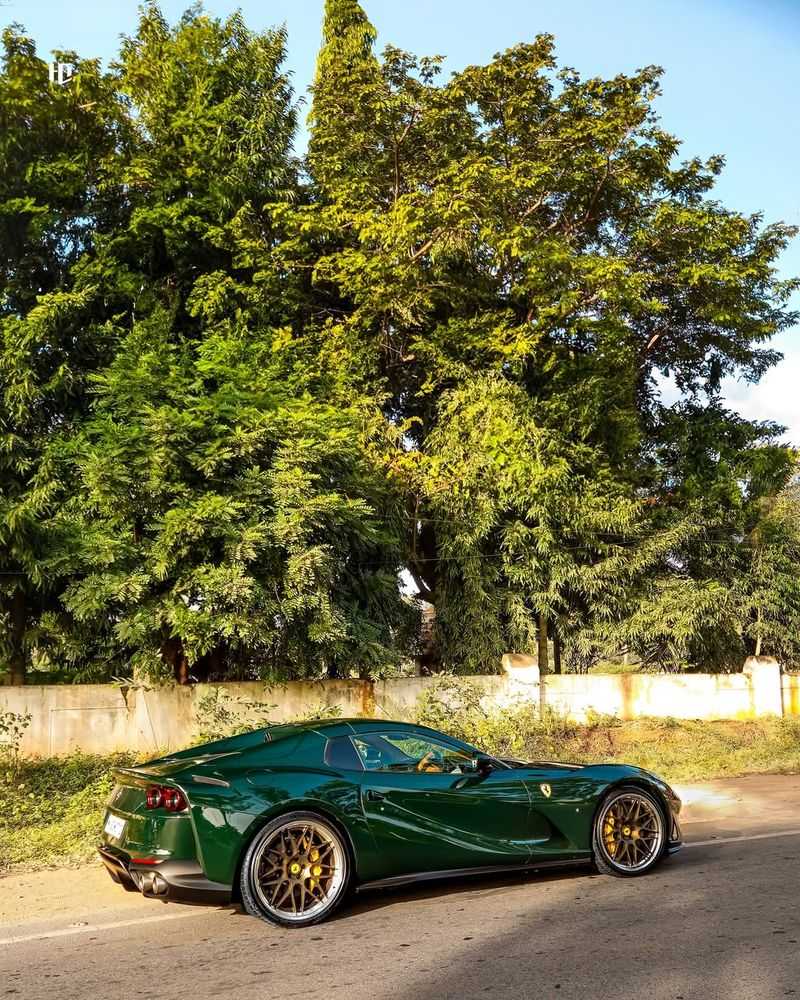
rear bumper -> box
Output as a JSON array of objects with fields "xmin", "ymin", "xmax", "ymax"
[{"xmin": 99, "ymin": 847, "xmax": 231, "ymax": 905}]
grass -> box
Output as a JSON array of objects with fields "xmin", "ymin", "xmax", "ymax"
[
  {"xmin": 2, "ymin": 715, "xmax": 800, "ymax": 874},
  {"xmin": 531, "ymin": 716, "xmax": 800, "ymax": 783},
  {"xmin": 0, "ymin": 752, "xmax": 134, "ymax": 874}
]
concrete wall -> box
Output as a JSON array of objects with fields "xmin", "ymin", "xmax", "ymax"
[
  {"xmin": 0, "ymin": 657, "xmax": 793, "ymax": 757},
  {"xmin": 544, "ymin": 672, "xmax": 752, "ymax": 722},
  {"xmin": 782, "ymin": 673, "xmax": 800, "ymax": 716},
  {"xmin": 544, "ymin": 658, "xmax": 786, "ymax": 722},
  {"xmin": 0, "ymin": 676, "xmax": 485, "ymax": 757}
]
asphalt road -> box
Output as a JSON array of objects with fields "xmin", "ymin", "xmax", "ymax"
[{"xmin": 2, "ymin": 775, "xmax": 800, "ymax": 1000}]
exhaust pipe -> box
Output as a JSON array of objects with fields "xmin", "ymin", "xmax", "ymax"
[{"xmin": 138, "ymin": 871, "xmax": 168, "ymax": 896}]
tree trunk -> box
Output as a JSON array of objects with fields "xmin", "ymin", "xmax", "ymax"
[
  {"xmin": 538, "ymin": 611, "xmax": 549, "ymax": 716},
  {"xmin": 754, "ymin": 605, "xmax": 763, "ymax": 657},
  {"xmin": 176, "ymin": 653, "xmax": 190, "ymax": 685},
  {"xmin": 553, "ymin": 630, "xmax": 562, "ymax": 675},
  {"xmin": 8, "ymin": 588, "xmax": 27, "ymax": 685},
  {"xmin": 537, "ymin": 612, "xmax": 549, "ymax": 674},
  {"xmin": 161, "ymin": 636, "xmax": 191, "ymax": 685}
]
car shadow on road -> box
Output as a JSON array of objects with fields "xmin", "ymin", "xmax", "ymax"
[
  {"xmin": 210, "ymin": 854, "xmax": 702, "ymax": 924},
  {"xmin": 339, "ymin": 845, "xmax": 740, "ymax": 923},
  {"xmin": 338, "ymin": 864, "xmax": 596, "ymax": 922},
  {"xmin": 179, "ymin": 864, "xmax": 598, "ymax": 927}
]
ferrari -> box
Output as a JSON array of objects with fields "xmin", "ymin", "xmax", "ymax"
[{"xmin": 99, "ymin": 717, "xmax": 682, "ymax": 928}]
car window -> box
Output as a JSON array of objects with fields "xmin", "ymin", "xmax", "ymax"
[
  {"xmin": 352, "ymin": 733, "xmax": 473, "ymax": 774},
  {"xmin": 324, "ymin": 736, "xmax": 364, "ymax": 771}
]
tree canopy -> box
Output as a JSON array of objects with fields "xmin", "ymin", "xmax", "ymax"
[{"xmin": 0, "ymin": 1, "xmax": 797, "ymax": 683}]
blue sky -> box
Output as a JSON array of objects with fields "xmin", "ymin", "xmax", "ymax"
[{"xmin": 6, "ymin": 0, "xmax": 800, "ymax": 441}]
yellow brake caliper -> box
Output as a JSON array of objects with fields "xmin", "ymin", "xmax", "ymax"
[
  {"xmin": 308, "ymin": 847, "xmax": 322, "ymax": 891},
  {"xmin": 604, "ymin": 812, "xmax": 617, "ymax": 856}
]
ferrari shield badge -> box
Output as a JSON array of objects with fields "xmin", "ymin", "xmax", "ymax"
[{"xmin": 540, "ymin": 783, "xmax": 552, "ymax": 798}]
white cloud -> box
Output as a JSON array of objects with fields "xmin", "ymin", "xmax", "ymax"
[{"xmin": 722, "ymin": 347, "xmax": 800, "ymax": 447}]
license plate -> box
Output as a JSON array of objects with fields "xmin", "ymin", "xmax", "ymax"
[{"xmin": 104, "ymin": 813, "xmax": 126, "ymax": 840}]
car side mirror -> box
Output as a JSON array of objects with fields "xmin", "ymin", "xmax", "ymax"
[{"xmin": 466, "ymin": 754, "xmax": 493, "ymax": 776}]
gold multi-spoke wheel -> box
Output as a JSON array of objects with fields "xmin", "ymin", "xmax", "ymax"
[
  {"xmin": 242, "ymin": 812, "xmax": 349, "ymax": 927},
  {"xmin": 593, "ymin": 787, "xmax": 665, "ymax": 876}
]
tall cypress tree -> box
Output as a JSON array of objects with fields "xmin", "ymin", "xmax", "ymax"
[{"xmin": 308, "ymin": 0, "xmax": 382, "ymax": 199}]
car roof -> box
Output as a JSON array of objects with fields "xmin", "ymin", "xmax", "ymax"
[
  {"xmin": 290, "ymin": 717, "xmax": 412, "ymax": 733},
  {"xmin": 300, "ymin": 717, "xmax": 467, "ymax": 744},
  {"xmin": 268, "ymin": 718, "xmax": 448, "ymax": 739}
]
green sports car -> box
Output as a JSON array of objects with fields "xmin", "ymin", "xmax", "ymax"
[{"xmin": 99, "ymin": 717, "xmax": 683, "ymax": 928}]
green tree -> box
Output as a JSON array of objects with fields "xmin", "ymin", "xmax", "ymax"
[
  {"xmin": 62, "ymin": 5, "xmax": 413, "ymax": 682},
  {"xmin": 0, "ymin": 27, "xmax": 125, "ymax": 682},
  {"xmin": 2, "ymin": 1, "xmax": 797, "ymax": 684},
  {"xmin": 738, "ymin": 468, "xmax": 800, "ymax": 664},
  {"xmin": 295, "ymin": 0, "xmax": 797, "ymax": 671},
  {"xmin": 609, "ymin": 403, "xmax": 799, "ymax": 671}
]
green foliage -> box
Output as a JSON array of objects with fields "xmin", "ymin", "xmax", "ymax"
[
  {"xmin": 0, "ymin": 25, "xmax": 128, "ymax": 682},
  {"xmin": 0, "ymin": 708, "xmax": 31, "ymax": 770},
  {"xmin": 610, "ymin": 406, "xmax": 800, "ymax": 671},
  {"xmin": 195, "ymin": 685, "xmax": 344, "ymax": 743},
  {"xmin": 0, "ymin": 5, "xmax": 415, "ymax": 683},
  {"xmin": 194, "ymin": 686, "xmax": 278, "ymax": 743},
  {"xmin": 734, "ymin": 469, "xmax": 800, "ymax": 663},
  {"xmin": 415, "ymin": 675, "xmax": 584, "ymax": 758},
  {"xmin": 602, "ymin": 716, "xmax": 800, "ymax": 783},
  {"xmin": 0, "ymin": 751, "xmax": 134, "ymax": 871},
  {"xmin": 293, "ymin": 0, "xmax": 800, "ymax": 673},
  {"xmin": 1, "ymin": 1, "xmax": 798, "ymax": 683},
  {"xmin": 296, "ymin": 701, "xmax": 343, "ymax": 723}
]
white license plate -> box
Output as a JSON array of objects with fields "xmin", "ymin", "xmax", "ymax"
[{"xmin": 104, "ymin": 813, "xmax": 126, "ymax": 840}]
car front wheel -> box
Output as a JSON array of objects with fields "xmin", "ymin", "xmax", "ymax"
[
  {"xmin": 240, "ymin": 811, "xmax": 351, "ymax": 928},
  {"xmin": 592, "ymin": 786, "xmax": 667, "ymax": 877}
]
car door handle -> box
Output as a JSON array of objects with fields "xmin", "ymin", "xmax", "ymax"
[{"xmin": 365, "ymin": 789, "xmax": 386, "ymax": 802}]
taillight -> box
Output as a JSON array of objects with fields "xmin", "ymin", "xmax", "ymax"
[
  {"xmin": 145, "ymin": 785, "xmax": 187, "ymax": 812},
  {"xmin": 145, "ymin": 786, "xmax": 163, "ymax": 809},
  {"xmin": 163, "ymin": 787, "xmax": 187, "ymax": 812}
]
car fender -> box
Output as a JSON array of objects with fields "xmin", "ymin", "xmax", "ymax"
[
  {"xmin": 587, "ymin": 770, "xmax": 676, "ymax": 845},
  {"xmin": 194, "ymin": 770, "xmax": 376, "ymax": 887},
  {"xmin": 228, "ymin": 794, "xmax": 371, "ymax": 901}
]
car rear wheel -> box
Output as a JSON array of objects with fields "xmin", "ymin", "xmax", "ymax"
[
  {"xmin": 240, "ymin": 811, "xmax": 351, "ymax": 928},
  {"xmin": 593, "ymin": 786, "xmax": 666, "ymax": 877}
]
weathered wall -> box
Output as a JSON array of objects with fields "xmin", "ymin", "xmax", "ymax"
[
  {"xmin": 544, "ymin": 659, "xmax": 784, "ymax": 722},
  {"xmin": 0, "ymin": 657, "xmax": 791, "ymax": 757},
  {"xmin": 1, "ymin": 680, "xmax": 372, "ymax": 757},
  {"xmin": 782, "ymin": 673, "xmax": 800, "ymax": 716},
  {"xmin": 0, "ymin": 677, "xmax": 503, "ymax": 757}
]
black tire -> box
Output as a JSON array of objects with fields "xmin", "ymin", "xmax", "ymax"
[
  {"xmin": 592, "ymin": 785, "xmax": 667, "ymax": 878},
  {"xmin": 240, "ymin": 811, "xmax": 351, "ymax": 928}
]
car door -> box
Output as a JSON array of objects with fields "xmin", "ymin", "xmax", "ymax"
[{"xmin": 352, "ymin": 730, "xmax": 548, "ymax": 878}]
